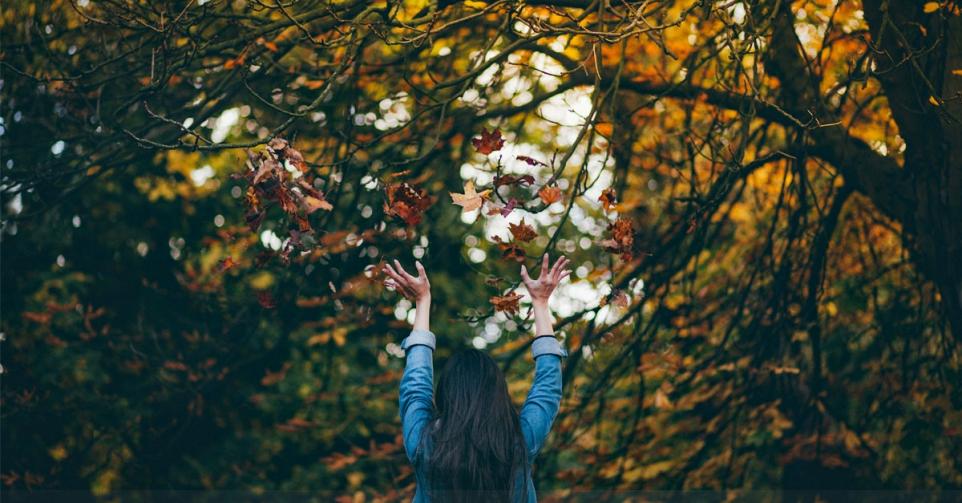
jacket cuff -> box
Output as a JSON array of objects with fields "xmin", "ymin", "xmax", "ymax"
[
  {"xmin": 532, "ymin": 335, "xmax": 567, "ymax": 359},
  {"xmin": 401, "ymin": 329, "xmax": 436, "ymax": 352}
]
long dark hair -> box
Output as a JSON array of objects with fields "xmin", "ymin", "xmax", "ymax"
[{"xmin": 423, "ymin": 349, "xmax": 528, "ymax": 502}]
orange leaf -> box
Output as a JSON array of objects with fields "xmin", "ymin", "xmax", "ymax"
[{"xmin": 538, "ymin": 185, "xmax": 562, "ymax": 205}]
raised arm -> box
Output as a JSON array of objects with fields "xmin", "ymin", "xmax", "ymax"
[
  {"xmin": 385, "ymin": 259, "xmax": 434, "ymax": 463},
  {"xmin": 519, "ymin": 254, "xmax": 570, "ymax": 459}
]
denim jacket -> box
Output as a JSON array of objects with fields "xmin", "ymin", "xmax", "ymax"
[{"xmin": 398, "ymin": 329, "xmax": 567, "ymax": 502}]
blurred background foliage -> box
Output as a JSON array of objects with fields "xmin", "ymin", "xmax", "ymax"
[{"xmin": 2, "ymin": 0, "xmax": 961, "ymax": 499}]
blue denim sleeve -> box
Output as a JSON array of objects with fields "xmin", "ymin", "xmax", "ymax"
[
  {"xmin": 520, "ymin": 335, "xmax": 567, "ymax": 459},
  {"xmin": 399, "ymin": 329, "xmax": 436, "ymax": 463}
]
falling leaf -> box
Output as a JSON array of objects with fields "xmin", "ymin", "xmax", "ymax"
[
  {"xmin": 384, "ymin": 182, "xmax": 433, "ymax": 226},
  {"xmin": 516, "ymin": 155, "xmax": 546, "ymax": 167},
  {"xmin": 450, "ymin": 180, "xmax": 491, "ymax": 213},
  {"xmin": 509, "ymin": 219, "xmax": 537, "ymax": 242},
  {"xmin": 492, "ymin": 236, "xmax": 527, "ymax": 262},
  {"xmin": 599, "ymin": 188, "xmax": 617, "ymax": 212},
  {"xmin": 490, "ymin": 292, "xmax": 523, "ymax": 315},
  {"xmin": 923, "ymin": 2, "xmax": 940, "ymax": 13},
  {"xmin": 538, "ymin": 185, "xmax": 562, "ymax": 205},
  {"xmin": 600, "ymin": 217, "xmax": 635, "ymax": 261},
  {"xmin": 487, "ymin": 198, "xmax": 519, "ymax": 217},
  {"xmin": 928, "ymin": 96, "xmax": 941, "ymax": 106},
  {"xmin": 303, "ymin": 195, "xmax": 333, "ymax": 213},
  {"xmin": 494, "ymin": 174, "xmax": 535, "ymax": 187},
  {"xmin": 594, "ymin": 122, "xmax": 614, "ymax": 138},
  {"xmin": 471, "ymin": 128, "xmax": 505, "ymax": 155},
  {"xmin": 952, "ymin": 69, "xmax": 962, "ymax": 76}
]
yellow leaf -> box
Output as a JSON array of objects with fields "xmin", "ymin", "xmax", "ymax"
[
  {"xmin": 951, "ymin": 69, "xmax": 962, "ymax": 76},
  {"xmin": 928, "ymin": 96, "xmax": 941, "ymax": 106},
  {"xmin": 923, "ymin": 2, "xmax": 940, "ymax": 13}
]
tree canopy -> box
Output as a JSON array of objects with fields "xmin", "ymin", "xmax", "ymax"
[{"xmin": 2, "ymin": 0, "xmax": 961, "ymax": 497}]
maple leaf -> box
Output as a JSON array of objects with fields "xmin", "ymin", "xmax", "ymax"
[
  {"xmin": 384, "ymin": 182, "xmax": 433, "ymax": 226},
  {"xmin": 494, "ymin": 174, "xmax": 535, "ymax": 187},
  {"xmin": 509, "ymin": 219, "xmax": 537, "ymax": 242},
  {"xmin": 471, "ymin": 128, "xmax": 505, "ymax": 155},
  {"xmin": 538, "ymin": 185, "xmax": 562, "ymax": 205},
  {"xmin": 599, "ymin": 188, "xmax": 617, "ymax": 212},
  {"xmin": 450, "ymin": 180, "xmax": 490, "ymax": 213},
  {"xmin": 490, "ymin": 291, "xmax": 523, "ymax": 316}
]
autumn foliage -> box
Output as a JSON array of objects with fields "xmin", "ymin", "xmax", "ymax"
[{"xmin": 2, "ymin": 0, "xmax": 961, "ymax": 498}]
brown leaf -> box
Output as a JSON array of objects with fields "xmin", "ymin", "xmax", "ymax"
[
  {"xmin": 494, "ymin": 174, "xmax": 535, "ymax": 187},
  {"xmin": 600, "ymin": 217, "xmax": 635, "ymax": 260},
  {"xmin": 384, "ymin": 182, "xmax": 433, "ymax": 226},
  {"xmin": 490, "ymin": 291, "xmax": 523, "ymax": 315},
  {"xmin": 471, "ymin": 128, "xmax": 505, "ymax": 155},
  {"xmin": 303, "ymin": 195, "xmax": 333, "ymax": 214},
  {"xmin": 599, "ymin": 188, "xmax": 617, "ymax": 212},
  {"xmin": 493, "ymin": 236, "xmax": 526, "ymax": 263},
  {"xmin": 509, "ymin": 219, "xmax": 537, "ymax": 242},
  {"xmin": 283, "ymin": 147, "xmax": 308, "ymax": 173}
]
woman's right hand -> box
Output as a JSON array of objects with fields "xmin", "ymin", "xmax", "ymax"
[
  {"xmin": 521, "ymin": 254, "xmax": 570, "ymax": 305},
  {"xmin": 384, "ymin": 259, "xmax": 431, "ymax": 303}
]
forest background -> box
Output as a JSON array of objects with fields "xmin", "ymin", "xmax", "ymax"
[{"xmin": 2, "ymin": 0, "xmax": 961, "ymax": 498}]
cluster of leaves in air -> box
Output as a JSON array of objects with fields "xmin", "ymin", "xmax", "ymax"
[
  {"xmin": 380, "ymin": 128, "xmax": 639, "ymax": 316},
  {"xmin": 233, "ymin": 138, "xmax": 335, "ymax": 270}
]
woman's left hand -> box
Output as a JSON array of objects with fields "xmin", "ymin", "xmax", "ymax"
[{"xmin": 383, "ymin": 259, "xmax": 431, "ymax": 302}]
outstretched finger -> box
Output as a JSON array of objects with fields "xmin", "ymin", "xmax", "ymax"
[
  {"xmin": 540, "ymin": 253, "xmax": 550, "ymax": 278},
  {"xmin": 551, "ymin": 256, "xmax": 567, "ymax": 278},
  {"xmin": 383, "ymin": 264, "xmax": 403, "ymax": 283},
  {"xmin": 393, "ymin": 259, "xmax": 416, "ymax": 281},
  {"xmin": 521, "ymin": 264, "xmax": 532, "ymax": 285},
  {"xmin": 558, "ymin": 269, "xmax": 572, "ymax": 282},
  {"xmin": 414, "ymin": 260, "xmax": 427, "ymax": 279}
]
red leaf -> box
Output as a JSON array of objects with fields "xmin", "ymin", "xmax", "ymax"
[
  {"xmin": 494, "ymin": 174, "xmax": 535, "ymax": 187},
  {"xmin": 516, "ymin": 155, "xmax": 546, "ymax": 167},
  {"xmin": 471, "ymin": 128, "xmax": 505, "ymax": 155}
]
